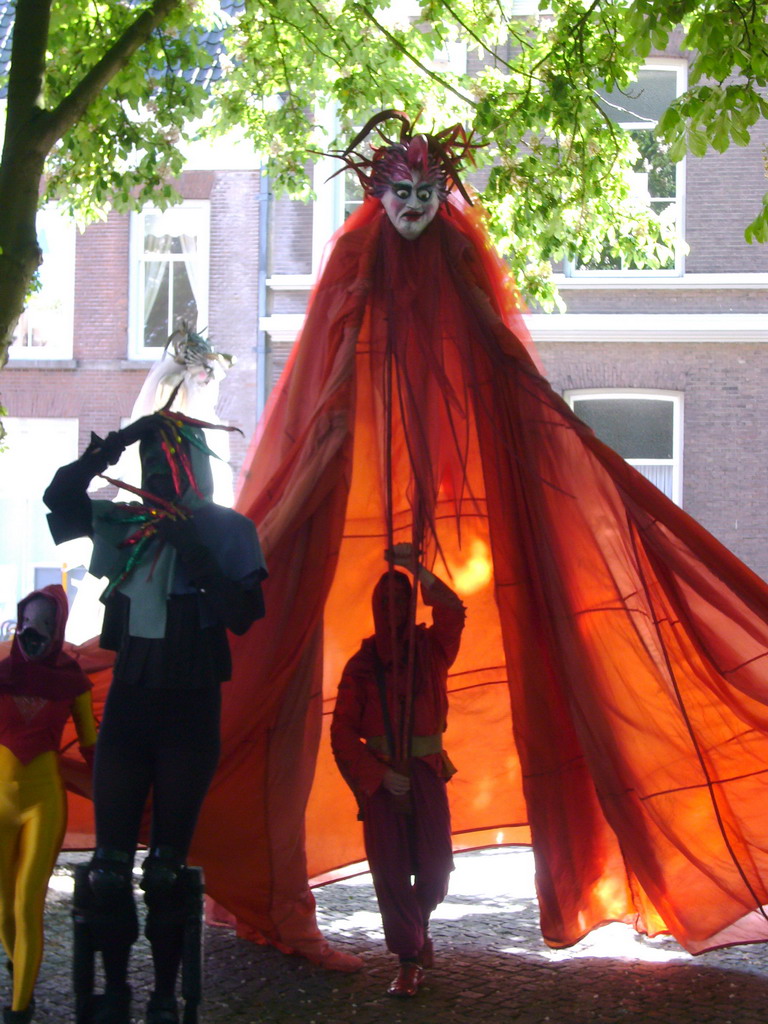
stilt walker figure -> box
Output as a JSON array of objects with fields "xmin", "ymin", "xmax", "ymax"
[{"xmin": 44, "ymin": 407, "xmax": 266, "ymax": 1024}]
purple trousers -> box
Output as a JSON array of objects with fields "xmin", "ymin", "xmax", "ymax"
[{"xmin": 363, "ymin": 758, "xmax": 454, "ymax": 959}]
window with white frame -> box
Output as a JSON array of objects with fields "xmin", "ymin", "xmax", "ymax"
[
  {"xmin": 129, "ymin": 202, "xmax": 210, "ymax": 358},
  {"xmin": 9, "ymin": 205, "xmax": 76, "ymax": 360},
  {"xmin": 342, "ymin": 167, "xmax": 366, "ymax": 224},
  {"xmin": 0, "ymin": 418, "xmax": 86, "ymax": 631},
  {"xmin": 566, "ymin": 390, "xmax": 683, "ymax": 504},
  {"xmin": 569, "ymin": 61, "xmax": 686, "ymax": 276}
]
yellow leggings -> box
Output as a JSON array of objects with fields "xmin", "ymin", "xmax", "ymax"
[{"xmin": 0, "ymin": 746, "xmax": 66, "ymax": 1012}]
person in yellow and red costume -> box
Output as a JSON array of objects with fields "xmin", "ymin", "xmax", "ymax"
[{"xmin": 0, "ymin": 586, "xmax": 97, "ymax": 1024}]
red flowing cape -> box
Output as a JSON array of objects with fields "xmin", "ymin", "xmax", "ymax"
[{"xmin": 63, "ymin": 196, "xmax": 768, "ymax": 957}]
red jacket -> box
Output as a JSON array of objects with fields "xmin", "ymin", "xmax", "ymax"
[{"xmin": 331, "ymin": 576, "xmax": 465, "ymax": 797}]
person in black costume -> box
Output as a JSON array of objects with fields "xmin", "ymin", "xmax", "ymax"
[{"xmin": 44, "ymin": 410, "xmax": 267, "ymax": 1024}]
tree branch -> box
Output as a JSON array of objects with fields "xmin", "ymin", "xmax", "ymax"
[
  {"xmin": 4, "ymin": 0, "xmax": 53, "ymax": 145},
  {"xmin": 353, "ymin": 2, "xmax": 477, "ymax": 108},
  {"xmin": 266, "ymin": 5, "xmax": 342, "ymax": 66},
  {"xmin": 38, "ymin": 0, "xmax": 183, "ymax": 151},
  {"xmin": 439, "ymin": 0, "xmax": 512, "ymax": 71},
  {"xmin": 527, "ymin": 0, "xmax": 603, "ymax": 78}
]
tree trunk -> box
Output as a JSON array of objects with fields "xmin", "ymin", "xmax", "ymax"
[
  {"xmin": 0, "ymin": 0, "xmax": 52, "ymax": 366},
  {"xmin": 0, "ymin": 0, "xmax": 182, "ymax": 367},
  {"xmin": 0, "ymin": 141, "xmax": 47, "ymax": 367}
]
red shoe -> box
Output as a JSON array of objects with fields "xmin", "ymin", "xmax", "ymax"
[
  {"xmin": 387, "ymin": 962, "xmax": 424, "ymax": 998},
  {"xmin": 418, "ymin": 935, "xmax": 434, "ymax": 968}
]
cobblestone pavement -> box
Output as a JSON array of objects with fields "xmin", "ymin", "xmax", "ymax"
[{"xmin": 21, "ymin": 847, "xmax": 768, "ymax": 1023}]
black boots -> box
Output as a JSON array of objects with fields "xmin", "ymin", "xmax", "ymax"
[
  {"xmin": 2, "ymin": 1000, "xmax": 35, "ymax": 1024},
  {"xmin": 91, "ymin": 985, "xmax": 131, "ymax": 1024},
  {"xmin": 146, "ymin": 991, "xmax": 179, "ymax": 1024}
]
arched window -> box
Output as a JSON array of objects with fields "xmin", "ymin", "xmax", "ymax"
[{"xmin": 566, "ymin": 389, "xmax": 683, "ymax": 504}]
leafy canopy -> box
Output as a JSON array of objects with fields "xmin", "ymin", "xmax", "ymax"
[{"xmin": 3, "ymin": 0, "xmax": 768, "ymax": 310}]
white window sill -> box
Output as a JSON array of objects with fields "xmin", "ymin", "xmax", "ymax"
[
  {"xmin": 556, "ymin": 273, "xmax": 768, "ymax": 290},
  {"xmin": 266, "ymin": 274, "xmax": 315, "ymax": 291},
  {"xmin": 6, "ymin": 358, "xmax": 77, "ymax": 369},
  {"xmin": 526, "ymin": 311, "xmax": 768, "ymax": 343}
]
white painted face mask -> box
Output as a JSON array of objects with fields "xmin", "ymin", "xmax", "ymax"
[{"xmin": 380, "ymin": 171, "xmax": 441, "ymax": 240}]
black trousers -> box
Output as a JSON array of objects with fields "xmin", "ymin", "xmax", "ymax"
[{"xmin": 93, "ymin": 679, "xmax": 221, "ymax": 857}]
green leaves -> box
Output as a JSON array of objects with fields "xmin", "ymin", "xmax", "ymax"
[
  {"xmin": 8, "ymin": 1, "xmax": 215, "ymax": 220},
  {"xmin": 3, "ymin": 0, "xmax": 768, "ymax": 325},
  {"xmin": 745, "ymin": 194, "xmax": 768, "ymax": 245},
  {"xmin": 656, "ymin": 80, "xmax": 765, "ymax": 173}
]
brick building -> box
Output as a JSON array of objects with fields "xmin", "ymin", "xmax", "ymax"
[
  {"xmin": 1, "ymin": 29, "xmax": 768, "ymax": 631},
  {"xmin": 0, "ymin": 152, "xmax": 264, "ymax": 630}
]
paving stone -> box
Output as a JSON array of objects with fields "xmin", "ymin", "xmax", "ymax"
[{"xmin": 19, "ymin": 846, "xmax": 768, "ymax": 1022}]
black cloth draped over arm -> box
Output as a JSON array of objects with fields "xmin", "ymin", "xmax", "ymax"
[{"xmin": 158, "ymin": 516, "xmax": 265, "ymax": 634}]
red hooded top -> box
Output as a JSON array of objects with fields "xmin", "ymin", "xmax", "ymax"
[
  {"xmin": 331, "ymin": 573, "xmax": 465, "ymax": 797},
  {"xmin": 0, "ymin": 585, "xmax": 93, "ymax": 765}
]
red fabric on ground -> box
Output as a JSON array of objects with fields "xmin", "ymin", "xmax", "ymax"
[{"xmin": 63, "ymin": 195, "xmax": 768, "ymax": 958}]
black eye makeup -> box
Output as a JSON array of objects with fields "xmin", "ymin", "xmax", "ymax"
[{"xmin": 389, "ymin": 181, "xmax": 436, "ymax": 203}]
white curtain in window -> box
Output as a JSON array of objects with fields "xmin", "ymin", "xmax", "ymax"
[
  {"xmin": 633, "ymin": 463, "xmax": 673, "ymax": 500},
  {"xmin": 179, "ymin": 233, "xmax": 202, "ymax": 318},
  {"xmin": 143, "ymin": 233, "xmax": 172, "ymax": 326}
]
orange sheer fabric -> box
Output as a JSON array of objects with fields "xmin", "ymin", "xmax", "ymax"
[{"xmin": 63, "ymin": 195, "xmax": 768, "ymax": 958}]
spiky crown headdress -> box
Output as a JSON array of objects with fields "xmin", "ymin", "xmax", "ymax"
[{"xmin": 331, "ymin": 110, "xmax": 480, "ymax": 206}]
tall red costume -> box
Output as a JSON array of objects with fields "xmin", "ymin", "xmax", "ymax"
[{"xmin": 61, "ymin": 186, "xmax": 768, "ymax": 961}]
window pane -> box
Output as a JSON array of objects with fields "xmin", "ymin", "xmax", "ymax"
[
  {"xmin": 635, "ymin": 464, "xmax": 673, "ymax": 497},
  {"xmin": 0, "ymin": 418, "xmax": 80, "ymax": 626},
  {"xmin": 571, "ymin": 67, "xmax": 681, "ymax": 274},
  {"xmin": 573, "ymin": 398, "xmax": 674, "ymax": 459},
  {"xmin": 635, "ymin": 131, "xmax": 675, "ymax": 199},
  {"xmin": 144, "ymin": 262, "xmax": 169, "ymax": 347},
  {"xmin": 144, "ymin": 214, "xmax": 173, "ymax": 254},
  {"xmin": 172, "ymin": 261, "xmax": 198, "ymax": 329},
  {"xmin": 598, "ymin": 69, "xmax": 679, "ymax": 125},
  {"xmin": 133, "ymin": 203, "xmax": 209, "ymax": 356},
  {"xmin": 10, "ymin": 206, "xmax": 75, "ymax": 355},
  {"xmin": 145, "ymin": 210, "xmax": 201, "ymax": 253}
]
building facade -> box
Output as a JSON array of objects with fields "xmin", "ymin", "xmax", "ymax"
[{"xmin": 1, "ymin": 39, "xmax": 768, "ymax": 632}]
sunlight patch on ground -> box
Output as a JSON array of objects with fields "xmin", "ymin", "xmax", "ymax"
[
  {"xmin": 450, "ymin": 847, "xmax": 536, "ymax": 899},
  {"xmin": 502, "ymin": 923, "xmax": 690, "ymax": 964},
  {"xmin": 432, "ymin": 901, "xmax": 525, "ymax": 922},
  {"xmin": 327, "ymin": 848, "xmax": 690, "ymax": 966},
  {"xmin": 321, "ymin": 909, "xmax": 383, "ymax": 936},
  {"xmin": 48, "ymin": 874, "xmax": 75, "ymax": 895}
]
